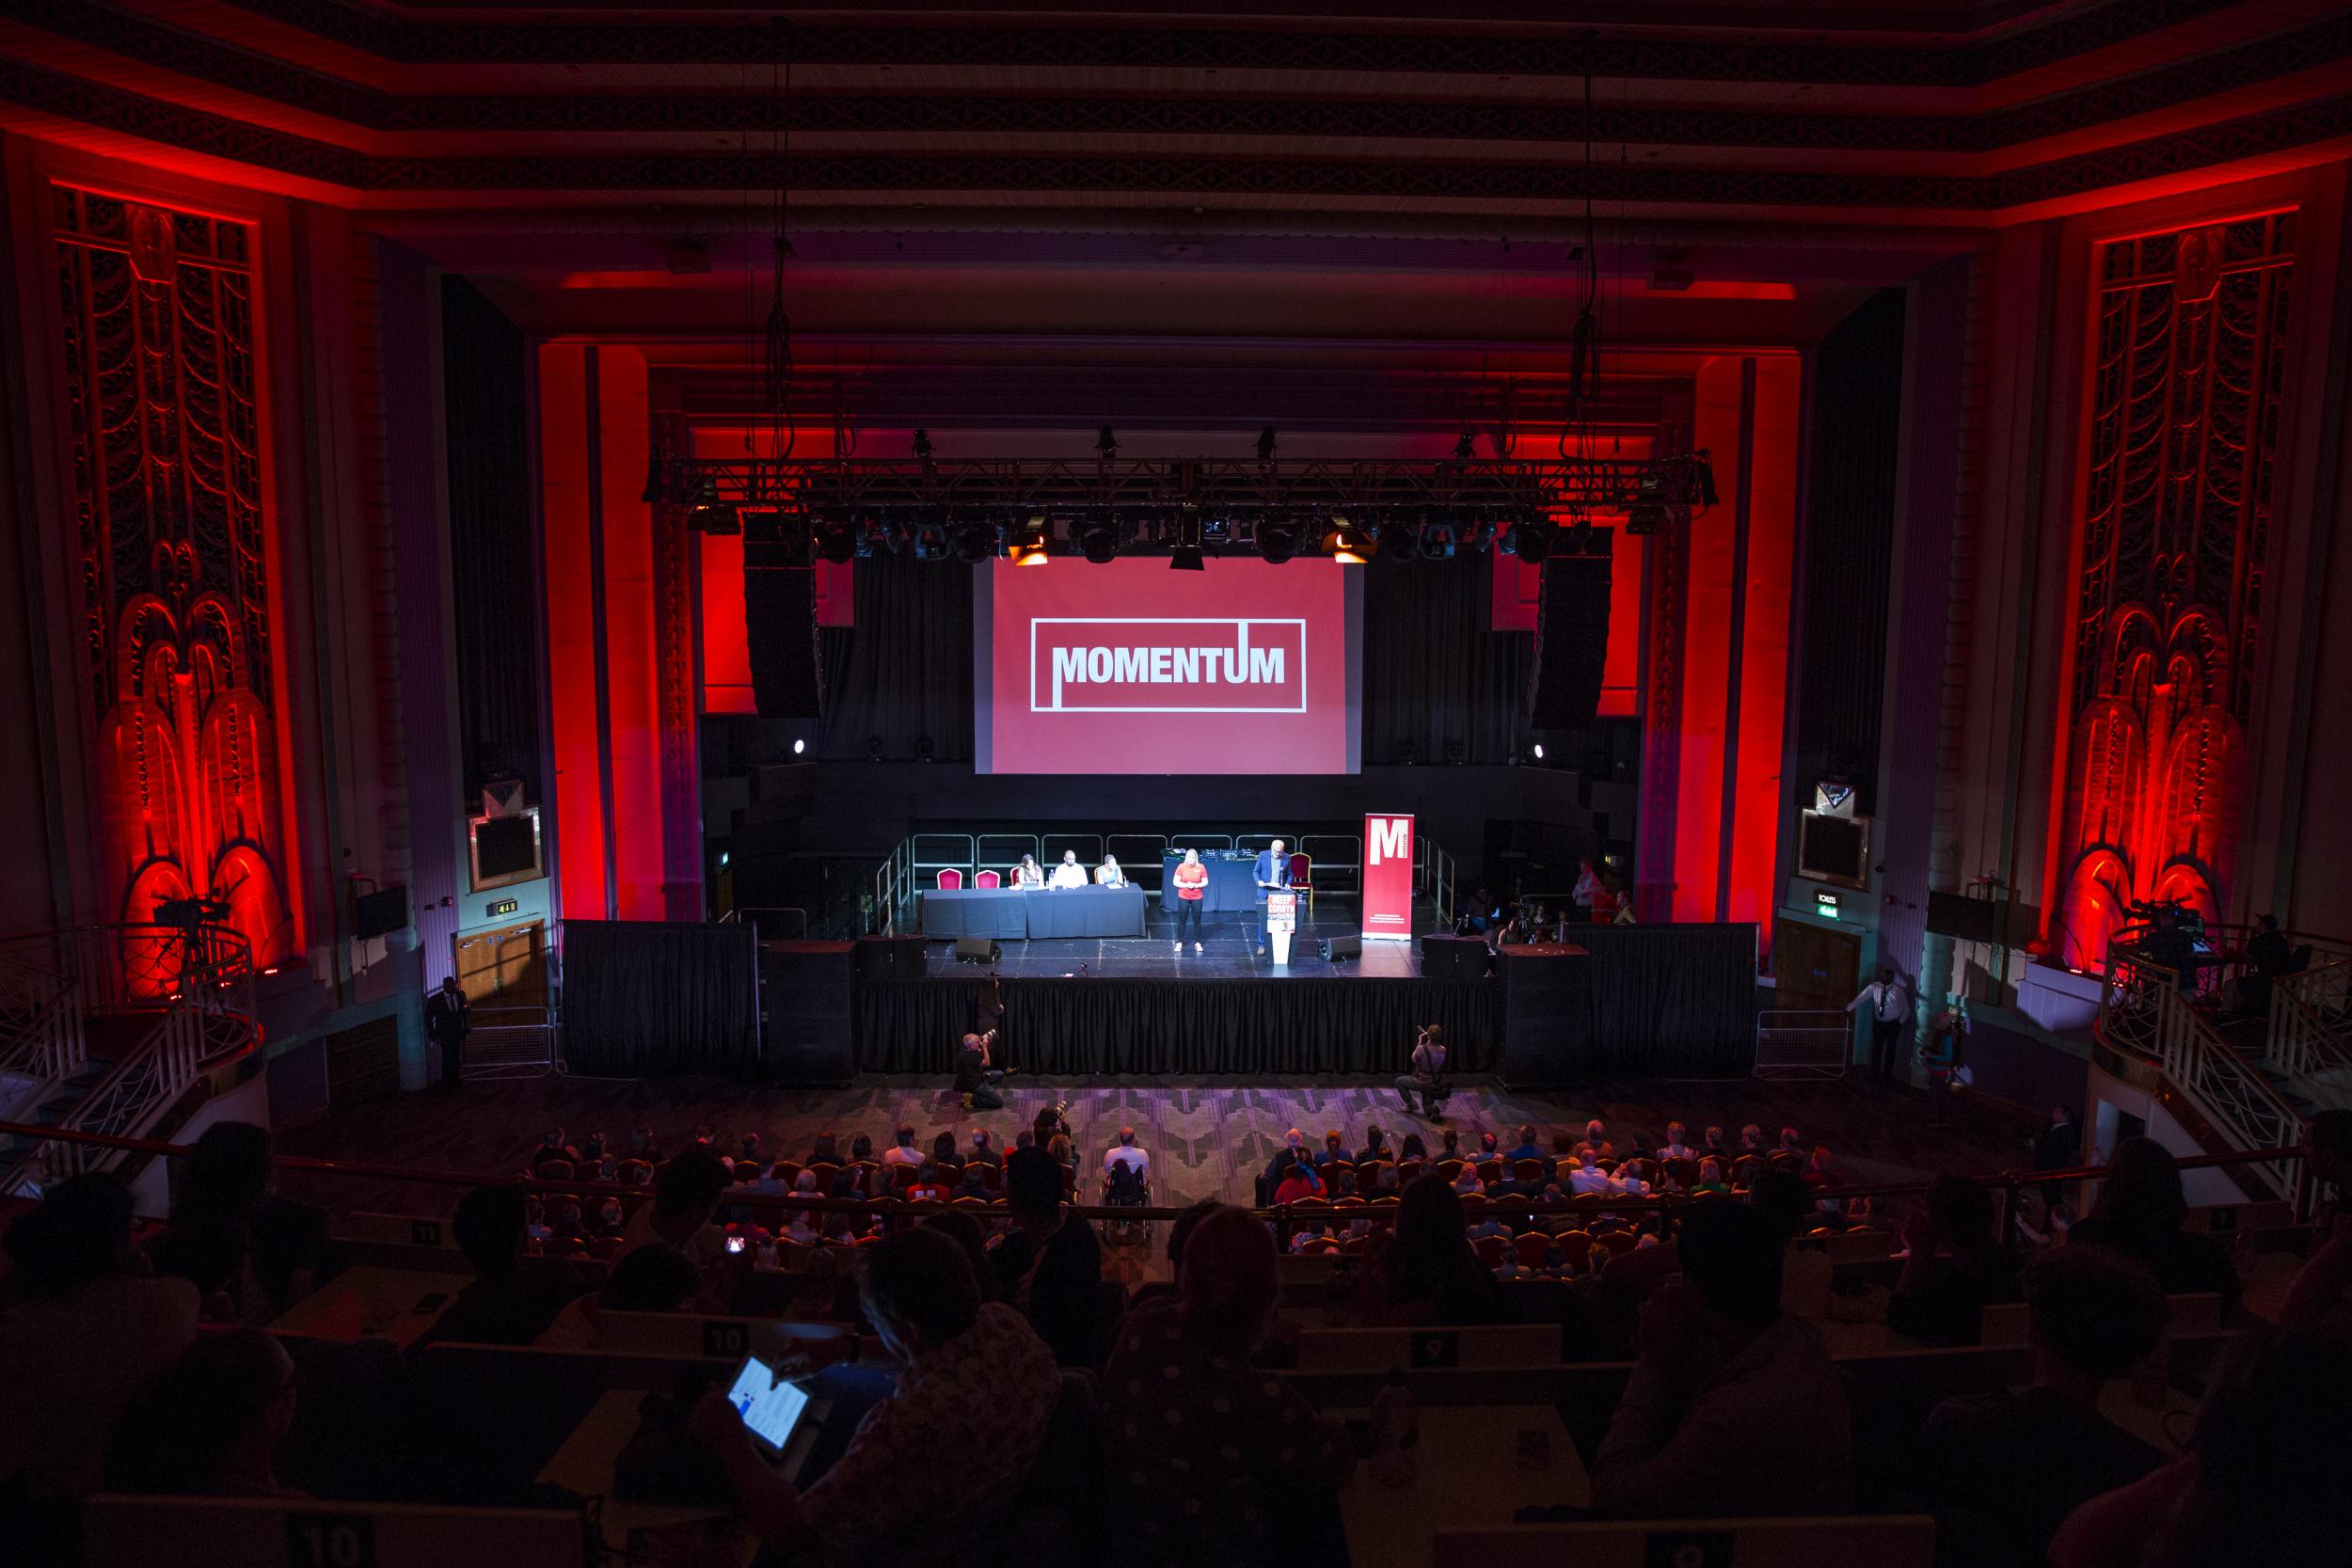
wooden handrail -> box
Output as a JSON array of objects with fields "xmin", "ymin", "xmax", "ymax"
[{"xmin": 0, "ymin": 1118, "xmax": 2310, "ymax": 1226}]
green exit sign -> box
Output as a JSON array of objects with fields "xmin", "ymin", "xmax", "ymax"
[
  {"xmin": 1814, "ymin": 890, "xmax": 1842, "ymax": 919},
  {"xmin": 486, "ymin": 898, "xmax": 520, "ymax": 918}
]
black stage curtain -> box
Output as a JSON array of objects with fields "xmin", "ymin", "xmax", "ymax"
[
  {"xmin": 1576, "ymin": 923, "xmax": 1757, "ymax": 1077},
  {"xmin": 1361, "ymin": 555, "xmax": 1530, "ymax": 765},
  {"xmin": 818, "ymin": 553, "xmax": 975, "ymax": 761},
  {"xmin": 855, "ymin": 977, "xmax": 1497, "ymax": 1077},
  {"xmin": 439, "ymin": 277, "xmax": 543, "ymax": 801},
  {"xmin": 562, "ymin": 921, "xmax": 759, "ymax": 1075}
]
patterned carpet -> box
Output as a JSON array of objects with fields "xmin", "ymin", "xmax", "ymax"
[{"xmin": 272, "ymin": 1068, "xmax": 2042, "ymax": 1225}]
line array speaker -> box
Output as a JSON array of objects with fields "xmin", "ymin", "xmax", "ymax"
[
  {"xmin": 1419, "ymin": 934, "xmax": 1490, "ymax": 980},
  {"xmin": 744, "ymin": 538, "xmax": 824, "ymax": 719},
  {"xmin": 757, "ymin": 940, "xmax": 853, "ymax": 1085},
  {"xmin": 1527, "ymin": 541, "xmax": 1613, "ymax": 730}
]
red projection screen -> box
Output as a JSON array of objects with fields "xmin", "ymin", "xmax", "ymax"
[{"xmin": 976, "ymin": 558, "xmax": 1362, "ymax": 774}]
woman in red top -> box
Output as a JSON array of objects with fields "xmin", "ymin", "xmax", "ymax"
[{"xmin": 1172, "ymin": 847, "xmax": 1209, "ymax": 953}]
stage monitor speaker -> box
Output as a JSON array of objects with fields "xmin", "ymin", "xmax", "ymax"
[
  {"xmin": 1319, "ymin": 935, "xmax": 1361, "ymax": 961},
  {"xmin": 1527, "ymin": 543, "xmax": 1613, "ymax": 730},
  {"xmin": 854, "ymin": 934, "xmax": 927, "ymax": 979},
  {"xmin": 758, "ymin": 940, "xmax": 854, "ymax": 1085},
  {"xmin": 954, "ymin": 937, "xmax": 1001, "ymax": 965},
  {"xmin": 1419, "ymin": 934, "xmax": 1489, "ymax": 980},
  {"xmin": 744, "ymin": 539, "xmax": 824, "ymax": 719}
]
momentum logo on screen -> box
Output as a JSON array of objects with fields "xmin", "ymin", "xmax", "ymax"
[{"xmin": 1030, "ymin": 618, "xmax": 1308, "ymax": 713}]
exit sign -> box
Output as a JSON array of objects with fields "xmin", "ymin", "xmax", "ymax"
[
  {"xmin": 1813, "ymin": 890, "xmax": 1842, "ymax": 919},
  {"xmin": 486, "ymin": 898, "xmax": 520, "ymax": 918}
]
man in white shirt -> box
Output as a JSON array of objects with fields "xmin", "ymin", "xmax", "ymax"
[
  {"xmin": 1848, "ymin": 966, "xmax": 1913, "ymax": 1083},
  {"xmin": 1048, "ymin": 850, "xmax": 1089, "ymax": 889},
  {"xmin": 1104, "ymin": 1127, "xmax": 1149, "ymax": 1181},
  {"xmin": 882, "ymin": 1125, "xmax": 927, "ymax": 1168},
  {"xmin": 1567, "ymin": 1158, "xmax": 1614, "ymax": 1197}
]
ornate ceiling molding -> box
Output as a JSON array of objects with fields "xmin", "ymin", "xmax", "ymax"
[
  {"xmin": 192, "ymin": 0, "xmax": 2245, "ymax": 83},
  {"xmin": 16, "ymin": 0, "xmax": 2351, "ymax": 153}
]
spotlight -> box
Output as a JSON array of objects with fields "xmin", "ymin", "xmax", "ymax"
[
  {"xmin": 816, "ymin": 515, "xmax": 860, "ymax": 564},
  {"xmin": 1396, "ymin": 740, "xmax": 1417, "ymax": 766},
  {"xmin": 916, "ymin": 736, "xmax": 935, "ymax": 762},
  {"xmin": 1257, "ymin": 515, "xmax": 1299, "ymax": 564},
  {"xmin": 1502, "ymin": 515, "xmax": 1552, "ymax": 563},
  {"xmin": 792, "ymin": 737, "xmax": 806, "ymax": 755},
  {"xmin": 687, "ymin": 473, "xmax": 739, "ymax": 535},
  {"xmin": 1256, "ymin": 426, "xmax": 1278, "ymax": 462},
  {"xmin": 1694, "ymin": 455, "xmax": 1720, "ymax": 507},
  {"xmin": 718, "ymin": 849, "xmax": 730, "ymax": 868},
  {"xmin": 1169, "ymin": 510, "xmax": 1204, "ymax": 572},
  {"xmin": 911, "ymin": 427, "xmax": 934, "ymax": 462},
  {"xmin": 912, "ymin": 519, "xmax": 950, "ymax": 560},
  {"xmin": 1453, "ymin": 430, "xmax": 1477, "ymax": 460},
  {"xmin": 866, "ymin": 736, "xmax": 885, "ymax": 762},
  {"xmin": 1532, "ymin": 742, "xmax": 1546, "ymax": 761},
  {"xmin": 1626, "ymin": 500, "xmax": 1668, "ymax": 536},
  {"xmin": 741, "ymin": 510, "xmax": 807, "ymax": 564},
  {"xmin": 1566, "ymin": 515, "xmax": 1597, "ymax": 557},
  {"xmin": 1417, "ymin": 517, "xmax": 1457, "ymax": 561},
  {"xmin": 1323, "ymin": 515, "xmax": 1374, "ymax": 564},
  {"xmin": 952, "ymin": 516, "xmax": 997, "ymax": 564},
  {"xmin": 1009, "ymin": 514, "xmax": 1052, "ymax": 567},
  {"xmin": 1077, "ymin": 516, "xmax": 1120, "ymax": 564},
  {"xmin": 1443, "ymin": 739, "xmax": 1466, "ymax": 766},
  {"xmin": 1375, "ymin": 517, "xmax": 1417, "ymax": 561},
  {"xmin": 1095, "ymin": 426, "xmax": 1118, "ymax": 460}
]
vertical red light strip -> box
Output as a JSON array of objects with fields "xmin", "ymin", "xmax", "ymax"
[
  {"xmin": 1726, "ymin": 356, "xmax": 1801, "ymax": 943},
  {"xmin": 538, "ymin": 345, "xmax": 609, "ymax": 921},
  {"xmin": 595, "ymin": 348, "xmax": 668, "ymax": 922},
  {"xmin": 699, "ymin": 531, "xmax": 756, "ymax": 715},
  {"xmin": 1671, "ymin": 357, "xmax": 1745, "ymax": 924}
]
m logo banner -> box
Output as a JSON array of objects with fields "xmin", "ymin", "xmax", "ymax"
[
  {"xmin": 1030, "ymin": 618, "xmax": 1307, "ymax": 713},
  {"xmin": 1362, "ymin": 813, "xmax": 1414, "ymax": 942}
]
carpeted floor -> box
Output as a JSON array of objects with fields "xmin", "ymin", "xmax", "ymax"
[{"xmin": 271, "ymin": 1068, "xmax": 2047, "ymax": 1224}]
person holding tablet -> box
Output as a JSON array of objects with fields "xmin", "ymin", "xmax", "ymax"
[
  {"xmin": 1172, "ymin": 847, "xmax": 1208, "ymax": 953},
  {"xmin": 1047, "ymin": 850, "xmax": 1088, "ymax": 889},
  {"xmin": 1011, "ymin": 854, "xmax": 1044, "ymax": 889}
]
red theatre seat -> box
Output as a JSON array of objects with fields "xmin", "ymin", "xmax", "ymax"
[{"xmin": 936, "ymin": 868, "xmax": 964, "ymax": 891}]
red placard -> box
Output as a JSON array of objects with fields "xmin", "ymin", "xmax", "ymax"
[{"xmin": 1362, "ymin": 813, "xmax": 1415, "ymax": 942}]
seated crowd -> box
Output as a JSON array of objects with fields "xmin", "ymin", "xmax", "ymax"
[{"xmin": 0, "ymin": 1108, "xmax": 2345, "ymax": 1566}]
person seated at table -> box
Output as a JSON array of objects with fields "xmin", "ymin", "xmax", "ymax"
[
  {"xmin": 535, "ymin": 1243, "xmax": 703, "ymax": 1351},
  {"xmin": 1048, "ymin": 849, "xmax": 1089, "ymax": 889},
  {"xmin": 1592, "ymin": 1200, "xmax": 1851, "ymax": 1517},
  {"xmin": 1011, "ymin": 853, "xmax": 1044, "ymax": 888},
  {"xmin": 1094, "ymin": 854, "xmax": 1128, "ymax": 887}
]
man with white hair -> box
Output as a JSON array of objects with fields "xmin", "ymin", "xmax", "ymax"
[{"xmin": 1104, "ymin": 1126, "xmax": 1150, "ymax": 1181}]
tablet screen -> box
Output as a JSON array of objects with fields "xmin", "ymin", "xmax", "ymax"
[{"xmin": 726, "ymin": 1356, "xmax": 813, "ymax": 1454}]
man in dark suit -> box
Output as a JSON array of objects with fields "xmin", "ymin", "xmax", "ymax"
[
  {"xmin": 2032, "ymin": 1107, "xmax": 2081, "ymax": 1173},
  {"xmin": 425, "ymin": 975, "xmax": 470, "ymax": 1092},
  {"xmin": 1252, "ymin": 837, "xmax": 1290, "ymax": 957}
]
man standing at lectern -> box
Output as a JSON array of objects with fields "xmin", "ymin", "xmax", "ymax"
[{"xmin": 1253, "ymin": 838, "xmax": 1289, "ymax": 957}]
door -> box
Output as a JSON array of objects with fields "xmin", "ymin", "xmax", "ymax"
[
  {"xmin": 1772, "ymin": 919, "xmax": 1861, "ymax": 1016},
  {"xmin": 453, "ymin": 920, "xmax": 548, "ymax": 1012}
]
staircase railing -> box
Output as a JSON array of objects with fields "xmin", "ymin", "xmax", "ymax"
[
  {"xmin": 0, "ymin": 953, "xmax": 87, "ymax": 1091},
  {"xmin": 2097, "ymin": 946, "xmax": 2304, "ymax": 1200},
  {"xmin": 2270, "ymin": 960, "xmax": 2352, "ymax": 1085}
]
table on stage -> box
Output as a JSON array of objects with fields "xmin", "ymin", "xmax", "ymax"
[
  {"xmin": 1159, "ymin": 850, "xmax": 1263, "ymax": 913},
  {"xmin": 921, "ymin": 883, "xmax": 1148, "ymax": 940}
]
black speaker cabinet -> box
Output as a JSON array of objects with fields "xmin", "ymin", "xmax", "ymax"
[
  {"xmin": 1498, "ymin": 944, "xmax": 1595, "ymax": 1091},
  {"xmin": 953, "ymin": 937, "xmax": 1001, "ymax": 965},
  {"xmin": 758, "ymin": 941, "xmax": 854, "ymax": 1085},
  {"xmin": 743, "ymin": 541, "xmax": 825, "ymax": 719},
  {"xmin": 1419, "ymin": 935, "xmax": 1489, "ymax": 980},
  {"xmin": 1527, "ymin": 543, "xmax": 1613, "ymax": 730},
  {"xmin": 1320, "ymin": 935, "xmax": 1362, "ymax": 961},
  {"xmin": 854, "ymin": 935, "xmax": 927, "ymax": 979}
]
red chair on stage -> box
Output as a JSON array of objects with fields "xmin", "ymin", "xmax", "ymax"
[
  {"xmin": 1286, "ymin": 852, "xmax": 1313, "ymax": 914},
  {"xmin": 936, "ymin": 868, "xmax": 964, "ymax": 891},
  {"xmin": 974, "ymin": 869, "xmax": 1002, "ymax": 890}
]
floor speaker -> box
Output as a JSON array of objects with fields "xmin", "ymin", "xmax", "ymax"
[
  {"xmin": 1528, "ymin": 540, "xmax": 1613, "ymax": 730},
  {"xmin": 758, "ymin": 941, "xmax": 854, "ymax": 1085},
  {"xmin": 1419, "ymin": 934, "xmax": 1489, "ymax": 980},
  {"xmin": 854, "ymin": 935, "xmax": 927, "ymax": 979},
  {"xmin": 744, "ymin": 541, "xmax": 824, "ymax": 719},
  {"xmin": 1319, "ymin": 935, "xmax": 1362, "ymax": 961},
  {"xmin": 954, "ymin": 937, "xmax": 1001, "ymax": 965}
]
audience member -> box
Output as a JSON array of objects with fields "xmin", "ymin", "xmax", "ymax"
[
  {"xmin": 1591, "ymin": 1200, "xmax": 1852, "ymax": 1516},
  {"xmin": 101, "ymin": 1329, "xmax": 303, "ymax": 1499},
  {"xmin": 929, "ymin": 1132, "xmax": 963, "ymax": 1173},
  {"xmin": 1273, "ymin": 1158, "xmax": 1327, "ymax": 1206},
  {"xmin": 1750, "ymin": 1171, "xmax": 1834, "ymax": 1321},
  {"xmin": 882, "ymin": 1126, "xmax": 925, "ymax": 1169},
  {"xmin": 991, "ymin": 1147, "xmax": 1105, "ymax": 1367},
  {"xmin": 2067, "ymin": 1137, "xmax": 2240, "ymax": 1313},
  {"xmin": 2280, "ymin": 1110, "xmax": 2352, "ymax": 1333},
  {"xmin": 690, "ymin": 1228, "xmax": 1061, "ymax": 1560},
  {"xmin": 622, "ymin": 1148, "xmax": 734, "ymax": 1270},
  {"xmin": 169, "ymin": 1120, "xmax": 336, "ymax": 1317},
  {"xmin": 849, "ymin": 1132, "xmax": 875, "ymax": 1163},
  {"xmin": 967, "ymin": 1128, "xmax": 1002, "ymax": 1169},
  {"xmin": 1923, "ymin": 1247, "xmax": 2169, "ymax": 1567},
  {"xmin": 2033, "ymin": 1105, "xmax": 2082, "ymax": 1172},
  {"xmin": 1102, "ymin": 1206, "xmax": 1353, "ymax": 1557},
  {"xmin": 426, "ymin": 1183, "xmax": 590, "ymax": 1346},
  {"xmin": 2053, "ymin": 1327, "xmax": 2352, "ymax": 1568},
  {"xmin": 1355, "ymin": 1124, "xmax": 1390, "ymax": 1165},
  {"xmin": 1104, "ymin": 1126, "xmax": 1149, "ymax": 1180},
  {"xmin": 535, "ymin": 1243, "xmax": 702, "ymax": 1351},
  {"xmin": 143, "ymin": 1214, "xmax": 251, "ymax": 1323},
  {"xmin": 806, "ymin": 1130, "xmax": 839, "ymax": 1164},
  {"xmin": 0, "ymin": 1174, "xmax": 200, "ymax": 1498},
  {"xmin": 1888, "ymin": 1176, "xmax": 2023, "ymax": 1346},
  {"xmin": 918, "ymin": 1211, "xmax": 996, "ymax": 1303},
  {"xmin": 1363, "ymin": 1175, "xmax": 1504, "ymax": 1325},
  {"xmin": 1505, "ymin": 1123, "xmax": 1543, "ymax": 1160}
]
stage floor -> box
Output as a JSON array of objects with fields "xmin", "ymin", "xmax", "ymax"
[{"xmin": 948, "ymin": 923, "xmax": 1422, "ymax": 979}]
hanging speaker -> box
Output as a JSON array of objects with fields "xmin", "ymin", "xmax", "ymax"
[
  {"xmin": 744, "ymin": 530, "xmax": 824, "ymax": 719},
  {"xmin": 1527, "ymin": 537, "xmax": 1613, "ymax": 730}
]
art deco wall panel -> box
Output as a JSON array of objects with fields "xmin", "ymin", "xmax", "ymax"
[
  {"xmin": 2052, "ymin": 212, "xmax": 2294, "ymax": 966},
  {"xmin": 51, "ymin": 184, "xmax": 292, "ymax": 963}
]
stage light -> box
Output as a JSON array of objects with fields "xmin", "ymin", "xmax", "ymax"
[
  {"xmin": 866, "ymin": 736, "xmax": 885, "ymax": 762},
  {"xmin": 1417, "ymin": 517, "xmax": 1456, "ymax": 561},
  {"xmin": 912, "ymin": 520, "xmax": 950, "ymax": 560},
  {"xmin": 816, "ymin": 515, "xmax": 860, "ymax": 564},
  {"xmin": 1396, "ymin": 740, "xmax": 1417, "ymax": 766},
  {"xmin": 1095, "ymin": 426, "xmax": 1118, "ymax": 460},
  {"xmin": 916, "ymin": 736, "xmax": 935, "ymax": 762},
  {"xmin": 1567, "ymin": 515, "xmax": 1597, "ymax": 556},
  {"xmin": 687, "ymin": 473, "xmax": 739, "ymax": 535},
  {"xmin": 1169, "ymin": 509, "xmax": 1204, "ymax": 571},
  {"xmin": 1444, "ymin": 739, "xmax": 1466, "ymax": 766},
  {"xmin": 1323, "ymin": 515, "xmax": 1373, "ymax": 564},
  {"xmin": 1077, "ymin": 516, "xmax": 1120, "ymax": 564},
  {"xmin": 1501, "ymin": 515, "xmax": 1551, "ymax": 563},
  {"xmin": 911, "ymin": 427, "xmax": 934, "ymax": 462},
  {"xmin": 1257, "ymin": 516, "xmax": 1299, "ymax": 564},
  {"xmin": 1626, "ymin": 500, "xmax": 1668, "ymax": 536},
  {"xmin": 1009, "ymin": 514, "xmax": 1052, "ymax": 567},
  {"xmin": 1375, "ymin": 517, "xmax": 1417, "ymax": 561},
  {"xmin": 718, "ymin": 849, "xmax": 731, "ymax": 868},
  {"xmin": 952, "ymin": 516, "xmax": 997, "ymax": 564},
  {"xmin": 1532, "ymin": 742, "xmax": 1546, "ymax": 761},
  {"xmin": 1695, "ymin": 455, "xmax": 1720, "ymax": 507},
  {"xmin": 792, "ymin": 737, "xmax": 805, "ymax": 755},
  {"xmin": 1256, "ymin": 426, "xmax": 1279, "ymax": 461}
]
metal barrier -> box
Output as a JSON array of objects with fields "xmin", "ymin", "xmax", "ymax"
[
  {"xmin": 727, "ymin": 907, "xmax": 811, "ymax": 942},
  {"xmin": 1755, "ymin": 1010, "xmax": 1853, "ymax": 1080}
]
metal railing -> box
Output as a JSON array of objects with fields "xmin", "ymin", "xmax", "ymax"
[
  {"xmin": 0, "ymin": 950, "xmax": 86, "ymax": 1092},
  {"xmin": 2271, "ymin": 960, "xmax": 2352, "ymax": 1087},
  {"xmin": 1755, "ymin": 1010, "xmax": 1852, "ymax": 1080},
  {"xmin": 1414, "ymin": 837, "xmax": 1455, "ymax": 930},
  {"xmin": 2097, "ymin": 945, "xmax": 2304, "ymax": 1200}
]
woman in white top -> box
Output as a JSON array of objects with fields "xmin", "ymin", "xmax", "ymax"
[
  {"xmin": 1012, "ymin": 854, "xmax": 1044, "ymax": 888},
  {"xmin": 1095, "ymin": 856, "xmax": 1127, "ymax": 887}
]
